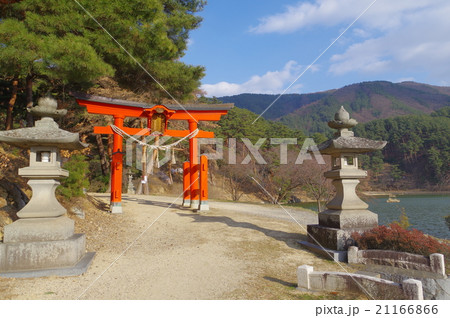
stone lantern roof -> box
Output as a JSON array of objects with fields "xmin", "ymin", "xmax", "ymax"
[
  {"xmin": 0, "ymin": 97, "xmax": 87, "ymax": 150},
  {"xmin": 317, "ymin": 106, "xmax": 387, "ymax": 155},
  {"xmin": 318, "ymin": 136, "xmax": 387, "ymax": 155}
]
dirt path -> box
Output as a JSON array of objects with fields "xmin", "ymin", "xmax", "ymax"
[{"xmin": 0, "ymin": 194, "xmax": 361, "ymax": 300}]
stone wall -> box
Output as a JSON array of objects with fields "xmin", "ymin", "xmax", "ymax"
[
  {"xmin": 348, "ymin": 246, "xmax": 446, "ymax": 277},
  {"xmin": 347, "ymin": 246, "xmax": 449, "ymax": 299},
  {"xmin": 297, "ymin": 265, "xmax": 423, "ymax": 300}
]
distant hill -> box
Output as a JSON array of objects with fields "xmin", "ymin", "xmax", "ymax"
[
  {"xmin": 219, "ymin": 81, "xmax": 450, "ymax": 134},
  {"xmin": 218, "ymin": 92, "xmax": 329, "ymax": 121}
]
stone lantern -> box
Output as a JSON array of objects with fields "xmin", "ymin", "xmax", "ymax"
[
  {"xmin": 301, "ymin": 106, "xmax": 387, "ymax": 261},
  {"xmin": 127, "ymin": 170, "xmax": 135, "ymax": 194},
  {"xmin": 0, "ymin": 97, "xmax": 95, "ymax": 277}
]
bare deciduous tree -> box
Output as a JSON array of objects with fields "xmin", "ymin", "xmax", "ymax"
[
  {"xmin": 251, "ymin": 149, "xmax": 306, "ymax": 204},
  {"xmin": 218, "ymin": 151, "xmax": 254, "ymax": 201},
  {"xmin": 299, "ymin": 157, "xmax": 334, "ymax": 212}
]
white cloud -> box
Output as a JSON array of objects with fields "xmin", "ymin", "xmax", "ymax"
[
  {"xmin": 352, "ymin": 28, "xmax": 371, "ymax": 38},
  {"xmin": 250, "ymin": 0, "xmax": 364, "ymax": 34},
  {"xmin": 201, "ymin": 61, "xmax": 304, "ymax": 97},
  {"xmin": 250, "ymin": 0, "xmax": 436, "ymax": 34},
  {"xmin": 250, "ymin": 0, "xmax": 450, "ymax": 82},
  {"xmin": 329, "ymin": 3, "xmax": 450, "ymax": 79},
  {"xmin": 396, "ymin": 77, "xmax": 415, "ymax": 83}
]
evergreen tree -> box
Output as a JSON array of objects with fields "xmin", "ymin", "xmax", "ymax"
[
  {"xmin": 0, "ymin": 0, "xmax": 206, "ymax": 126},
  {"xmin": 354, "ymin": 108, "xmax": 450, "ymax": 186}
]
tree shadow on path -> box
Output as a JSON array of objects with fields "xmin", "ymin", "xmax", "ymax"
[
  {"xmin": 123, "ymin": 196, "xmax": 188, "ymax": 210},
  {"xmin": 177, "ymin": 213, "xmax": 308, "ymax": 249},
  {"xmin": 263, "ymin": 276, "xmax": 297, "ymax": 288}
]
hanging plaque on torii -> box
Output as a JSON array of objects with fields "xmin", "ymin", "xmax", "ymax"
[{"xmin": 75, "ymin": 94, "xmax": 233, "ymax": 213}]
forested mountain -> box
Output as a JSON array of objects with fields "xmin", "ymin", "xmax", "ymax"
[
  {"xmin": 356, "ymin": 107, "xmax": 450, "ymax": 188},
  {"xmin": 219, "ymin": 81, "xmax": 450, "ymax": 134},
  {"xmin": 219, "ymin": 92, "xmax": 329, "ymax": 122},
  {"xmin": 213, "ymin": 106, "xmax": 450, "ymax": 189}
]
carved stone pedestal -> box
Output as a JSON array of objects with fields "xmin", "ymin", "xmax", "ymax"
[{"xmin": 0, "ymin": 216, "xmax": 94, "ymax": 277}]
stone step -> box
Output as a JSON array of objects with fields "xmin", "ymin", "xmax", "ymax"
[
  {"xmin": 298, "ymin": 240, "xmax": 348, "ymax": 262},
  {"xmin": 355, "ymin": 270, "xmax": 381, "ymax": 278}
]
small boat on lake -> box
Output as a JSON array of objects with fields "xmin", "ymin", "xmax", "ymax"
[{"xmin": 386, "ymin": 195, "xmax": 400, "ymax": 203}]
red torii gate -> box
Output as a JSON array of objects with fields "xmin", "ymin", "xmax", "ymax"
[{"xmin": 75, "ymin": 94, "xmax": 233, "ymax": 213}]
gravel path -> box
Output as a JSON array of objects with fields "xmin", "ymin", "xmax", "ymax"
[
  {"xmin": 205, "ymin": 199, "xmax": 318, "ymax": 225},
  {"xmin": 126, "ymin": 194, "xmax": 318, "ymax": 224},
  {"xmin": 0, "ymin": 194, "xmax": 354, "ymax": 300}
]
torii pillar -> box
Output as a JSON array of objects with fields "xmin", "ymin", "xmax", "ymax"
[
  {"xmin": 111, "ymin": 115, "xmax": 124, "ymax": 213},
  {"xmin": 188, "ymin": 120, "xmax": 200, "ymax": 209},
  {"xmin": 182, "ymin": 161, "xmax": 191, "ymax": 207}
]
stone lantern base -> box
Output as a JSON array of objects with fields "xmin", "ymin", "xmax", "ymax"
[
  {"xmin": 300, "ymin": 209, "xmax": 378, "ymax": 262},
  {"xmin": 0, "ymin": 216, "xmax": 95, "ymax": 278},
  {"xmin": 318, "ymin": 208, "xmax": 378, "ymax": 230},
  {"xmin": 308, "ymin": 211, "xmax": 378, "ymax": 250}
]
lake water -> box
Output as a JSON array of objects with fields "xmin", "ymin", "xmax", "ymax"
[
  {"xmin": 366, "ymin": 194, "xmax": 449, "ymax": 239},
  {"xmin": 295, "ymin": 194, "xmax": 450, "ymax": 239}
]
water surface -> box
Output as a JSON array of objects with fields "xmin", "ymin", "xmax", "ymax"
[
  {"xmin": 366, "ymin": 194, "xmax": 449, "ymax": 239},
  {"xmin": 293, "ymin": 194, "xmax": 449, "ymax": 239}
]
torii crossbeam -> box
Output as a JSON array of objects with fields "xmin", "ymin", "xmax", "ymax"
[{"xmin": 75, "ymin": 94, "xmax": 233, "ymax": 213}]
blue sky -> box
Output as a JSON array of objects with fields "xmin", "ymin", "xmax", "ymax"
[{"xmin": 181, "ymin": 0, "xmax": 450, "ymax": 97}]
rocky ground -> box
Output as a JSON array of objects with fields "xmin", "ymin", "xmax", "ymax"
[{"xmin": 0, "ymin": 193, "xmax": 365, "ymax": 300}]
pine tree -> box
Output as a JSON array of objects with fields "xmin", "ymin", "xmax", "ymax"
[{"xmin": 0, "ymin": 0, "xmax": 206, "ymax": 127}]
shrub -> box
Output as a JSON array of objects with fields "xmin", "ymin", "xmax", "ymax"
[
  {"xmin": 58, "ymin": 154, "xmax": 90, "ymax": 198},
  {"xmin": 86, "ymin": 159, "xmax": 109, "ymax": 192},
  {"xmin": 352, "ymin": 223, "xmax": 450, "ymax": 258},
  {"xmin": 391, "ymin": 208, "xmax": 411, "ymax": 229}
]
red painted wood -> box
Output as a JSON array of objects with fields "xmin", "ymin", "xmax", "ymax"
[
  {"xmin": 200, "ymin": 155, "xmax": 208, "ymax": 203},
  {"xmin": 183, "ymin": 161, "xmax": 191, "ymax": 203}
]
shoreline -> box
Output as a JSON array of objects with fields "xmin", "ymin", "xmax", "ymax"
[{"xmin": 361, "ymin": 190, "xmax": 450, "ymax": 197}]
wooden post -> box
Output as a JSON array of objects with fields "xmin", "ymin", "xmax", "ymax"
[
  {"xmin": 199, "ymin": 155, "xmax": 209, "ymax": 211},
  {"xmin": 189, "ymin": 120, "xmax": 199, "ymax": 209},
  {"xmin": 137, "ymin": 118, "xmax": 149, "ymax": 195},
  {"xmin": 182, "ymin": 161, "xmax": 191, "ymax": 207},
  {"xmin": 110, "ymin": 116, "xmax": 124, "ymax": 213}
]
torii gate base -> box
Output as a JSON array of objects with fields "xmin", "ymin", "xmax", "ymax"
[
  {"xmin": 183, "ymin": 155, "xmax": 209, "ymax": 211},
  {"xmin": 111, "ymin": 203, "xmax": 122, "ymax": 214}
]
